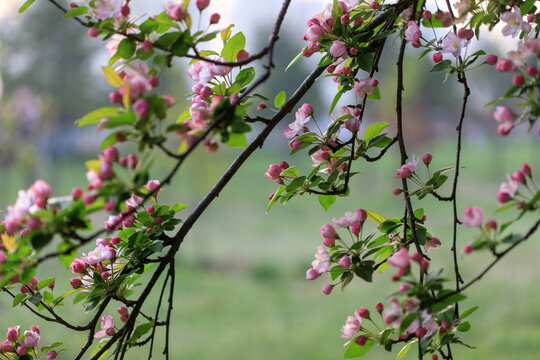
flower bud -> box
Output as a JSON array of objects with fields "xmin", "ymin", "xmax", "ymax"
[
  {"xmin": 432, "ymin": 52, "xmax": 442, "ymax": 63},
  {"xmin": 322, "ymin": 284, "xmax": 334, "ymax": 295},
  {"xmin": 209, "ymin": 13, "xmax": 220, "ymax": 24},
  {"xmin": 415, "ymin": 327, "xmax": 427, "ymax": 338},
  {"xmin": 338, "ymin": 256, "xmax": 351, "ymax": 268},
  {"xmin": 422, "ymin": 153, "xmax": 432, "ymax": 166},
  {"xmin": 521, "ymin": 163, "xmax": 532, "ymax": 177},
  {"xmin": 16, "ymin": 346, "xmax": 26, "ymax": 356},
  {"xmin": 196, "ymin": 0, "xmax": 210, "ymax": 11},
  {"xmin": 399, "ymin": 283, "xmax": 411, "ymax": 292},
  {"xmin": 70, "ymin": 278, "xmax": 82, "ymax": 289},
  {"xmin": 289, "ymin": 139, "xmax": 301, "ymax": 150},
  {"xmin": 486, "ymin": 218, "xmax": 497, "ymax": 230},
  {"xmin": 463, "ymin": 244, "xmax": 473, "ymax": 254},
  {"xmin": 319, "ymin": 224, "xmax": 338, "ymax": 239},
  {"xmin": 46, "ymin": 350, "xmax": 58, "ymax": 360},
  {"xmin": 6, "ymin": 327, "xmax": 18, "ymax": 342},
  {"xmin": 513, "ymin": 75, "xmax": 524, "ymax": 87},
  {"xmin": 111, "ymin": 237, "xmax": 121, "ymax": 245},
  {"xmin": 355, "ymin": 336, "xmax": 367, "ymax": 346},
  {"xmin": 527, "ymin": 66, "xmax": 538, "ymax": 76},
  {"xmin": 0, "ymin": 341, "xmax": 14, "ymax": 353},
  {"xmin": 393, "ymin": 188, "xmax": 402, "ymax": 196},
  {"xmin": 358, "ymin": 307, "xmax": 370, "ymax": 318},
  {"xmin": 257, "ymin": 102, "xmax": 266, "ymax": 110},
  {"xmin": 305, "ymin": 268, "xmax": 320, "ymax": 280},
  {"xmin": 375, "ymin": 302, "xmax": 384, "ymax": 313},
  {"xmin": 420, "ymin": 259, "xmax": 429, "ymax": 269},
  {"xmin": 147, "ymin": 206, "xmax": 155, "ymax": 216},
  {"xmin": 370, "ymin": 1, "xmax": 380, "ymax": 10},
  {"xmin": 511, "ymin": 170, "xmax": 526, "ymax": 184},
  {"xmin": 486, "ymin": 54, "xmax": 497, "ymax": 65},
  {"xmin": 322, "ymin": 238, "xmax": 335, "ymax": 247},
  {"xmin": 411, "ymin": 253, "xmax": 422, "ymax": 262},
  {"xmin": 423, "ymin": 10, "xmax": 432, "ymax": 21}
]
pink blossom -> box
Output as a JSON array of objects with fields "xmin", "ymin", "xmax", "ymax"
[
  {"xmin": 22, "ymin": 330, "xmax": 40, "ymax": 347},
  {"xmin": 453, "ymin": 0, "xmax": 471, "ymax": 16},
  {"xmin": 396, "ymin": 154, "xmax": 419, "ymax": 178},
  {"xmin": 82, "ymin": 244, "xmax": 117, "ymax": 264},
  {"xmin": 305, "ymin": 268, "xmax": 320, "ymax": 280},
  {"xmin": 264, "ymin": 164, "xmax": 282, "ymax": 181},
  {"xmin": 70, "ymin": 258, "xmax": 86, "ymax": 274},
  {"xmin": 95, "ymin": 314, "xmax": 115, "ymax": 338},
  {"xmin": 461, "ymin": 206, "xmax": 483, "ymax": 227},
  {"xmin": 497, "ymin": 176, "xmax": 519, "ymax": 204},
  {"xmin": 209, "ymin": 13, "xmax": 220, "ymax": 24},
  {"xmin": 494, "ymin": 106, "xmax": 515, "ymax": 123},
  {"xmin": 354, "ymin": 77, "xmax": 378, "ymax": 98},
  {"xmin": 305, "ymin": 16, "xmax": 332, "ymax": 42},
  {"xmin": 147, "ymin": 180, "xmax": 161, "ymax": 193},
  {"xmin": 46, "ymin": 350, "xmax": 58, "ymax": 360},
  {"xmin": 319, "ymin": 224, "xmax": 338, "ymax": 238},
  {"xmin": 196, "ymin": 0, "xmax": 210, "ymax": 11},
  {"xmin": 105, "ymin": 214, "xmax": 123, "ymax": 232},
  {"xmin": 165, "ymin": 0, "xmax": 187, "ymax": 20},
  {"xmin": 424, "ymin": 236, "xmax": 441, "ymax": 252},
  {"xmin": 126, "ymin": 194, "xmax": 144, "ymax": 210},
  {"xmin": 501, "ymin": 7, "xmax": 531, "ymax": 38},
  {"xmin": 6, "ymin": 327, "xmax": 18, "ymax": 342},
  {"xmin": 388, "ymin": 247, "xmax": 410, "ymax": 269},
  {"xmin": 384, "ymin": 298, "xmax": 403, "ymax": 325},
  {"xmin": 94, "ymin": 0, "xmax": 122, "ymax": 20},
  {"xmin": 486, "ymin": 55, "xmax": 498, "ymax": 65},
  {"xmin": 495, "ymin": 59, "xmax": 514, "ymax": 72},
  {"xmin": 311, "ymin": 148, "xmax": 331, "ymax": 167},
  {"xmin": 322, "ymin": 284, "xmax": 334, "ymax": 295},
  {"xmin": 341, "ymin": 311, "xmax": 362, "ymax": 338},
  {"xmin": 329, "ymin": 41, "xmax": 347, "ymax": 58},
  {"xmin": 0, "ymin": 341, "xmax": 14, "ymax": 353},
  {"xmin": 338, "ymin": 255, "xmax": 351, "ymax": 268},
  {"xmin": 311, "ymin": 246, "xmax": 330, "ymax": 274},
  {"xmin": 283, "ymin": 106, "xmax": 311, "ymax": 139},
  {"xmin": 404, "ymin": 21, "xmax": 422, "ymax": 43},
  {"xmin": 441, "ymin": 32, "xmax": 468, "ymax": 58}
]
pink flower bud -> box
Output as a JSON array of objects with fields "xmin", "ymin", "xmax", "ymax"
[
  {"xmin": 48, "ymin": 280, "xmax": 55, "ymax": 290},
  {"xmin": 265, "ymin": 164, "xmax": 282, "ymax": 181},
  {"xmin": 302, "ymin": 48, "xmax": 313, "ymax": 58},
  {"xmin": 355, "ymin": 336, "xmax": 367, "ymax": 346},
  {"xmin": 341, "ymin": 14, "xmax": 350, "ymax": 24},
  {"xmin": 147, "ymin": 206, "xmax": 155, "ymax": 216},
  {"xmin": 423, "ymin": 10, "xmax": 432, "ymax": 21},
  {"xmin": 196, "ymin": 0, "xmax": 210, "ymax": 11},
  {"xmin": 71, "ymin": 187, "xmax": 83, "ymax": 200},
  {"xmin": 432, "ymin": 52, "xmax": 443, "ymax": 63},
  {"xmin": 106, "ymin": 328, "xmax": 115, "ymax": 336},
  {"xmin": 149, "ymin": 76, "xmax": 159, "ymax": 88},
  {"xmin": 70, "ymin": 258, "xmax": 86, "ymax": 274},
  {"xmin": 527, "ymin": 66, "xmax": 538, "ymax": 76},
  {"xmin": 513, "ymin": 75, "xmax": 524, "ymax": 87},
  {"xmin": 319, "ymin": 224, "xmax": 338, "ymax": 239},
  {"xmin": 16, "ymin": 346, "xmax": 26, "ymax": 356},
  {"xmin": 441, "ymin": 320, "xmax": 452, "ymax": 330},
  {"xmin": 46, "ymin": 350, "xmax": 58, "ymax": 360},
  {"xmin": 422, "ymin": 153, "xmax": 432, "ymax": 165},
  {"xmin": 6, "ymin": 327, "xmax": 18, "ymax": 342},
  {"xmin": 338, "ymin": 256, "xmax": 351, "ymax": 268},
  {"xmin": 457, "ymin": 28, "xmax": 473, "ymax": 40},
  {"xmin": 105, "ymin": 200, "xmax": 115, "ymax": 212},
  {"xmin": 370, "ymin": 1, "xmax": 380, "ymax": 10},
  {"xmin": 486, "ymin": 54, "xmax": 498, "ymax": 65},
  {"xmin": 127, "ymin": 154, "xmax": 138, "ymax": 169},
  {"xmin": 142, "ymin": 39, "xmax": 153, "ymax": 52},
  {"xmin": 120, "ymin": 315, "xmax": 128, "ymax": 323},
  {"xmin": 521, "ymin": 163, "xmax": 532, "ymax": 177},
  {"xmin": 463, "ymin": 244, "xmax": 473, "ymax": 254},
  {"xmin": 420, "ymin": 259, "xmax": 429, "ymax": 269},
  {"xmin": 288, "ymin": 139, "xmax": 301, "ymax": 150},
  {"xmin": 411, "ymin": 253, "xmax": 422, "ymax": 262},
  {"xmin": 497, "ymin": 191, "xmax": 512, "ymax": 203},
  {"xmin": 308, "ymin": 42, "xmax": 321, "ymax": 53},
  {"xmin": 496, "ymin": 59, "xmax": 513, "ymax": 72},
  {"xmin": 116, "ymin": 133, "xmax": 126, "ymax": 143},
  {"xmin": 432, "ymin": 355, "xmax": 438, "ymax": 360},
  {"xmin": 305, "ymin": 268, "xmax": 320, "ymax": 280},
  {"xmin": 399, "ymin": 283, "xmax": 411, "ymax": 292},
  {"xmin": 358, "ymin": 307, "xmax": 370, "ymax": 318},
  {"xmin": 20, "ymin": 285, "xmax": 29, "ymax": 294},
  {"xmin": 486, "ymin": 218, "xmax": 497, "ymax": 230},
  {"xmin": 0, "ymin": 341, "xmax": 14, "ymax": 353},
  {"xmin": 257, "ymin": 102, "xmax": 266, "ymax": 110},
  {"xmin": 154, "ymin": 216, "xmax": 163, "ymax": 226},
  {"xmin": 322, "ymin": 284, "xmax": 334, "ymax": 295},
  {"xmin": 147, "ymin": 180, "xmax": 161, "ymax": 193},
  {"xmin": 301, "ymin": 103, "xmax": 313, "ymax": 115},
  {"xmin": 209, "ymin": 13, "xmax": 220, "ymax": 24},
  {"xmin": 111, "ymin": 237, "xmax": 121, "ymax": 245},
  {"xmin": 236, "ymin": 49, "xmax": 250, "ymax": 61},
  {"xmin": 353, "ymin": 18, "xmax": 363, "ymax": 27},
  {"xmin": 118, "ymin": 306, "xmax": 129, "ymax": 316},
  {"xmin": 88, "ymin": 28, "xmax": 100, "ymax": 38},
  {"xmin": 70, "ymin": 278, "xmax": 82, "ymax": 289},
  {"xmin": 268, "ymin": 193, "xmax": 274, "ymax": 200},
  {"xmin": 322, "ymin": 238, "xmax": 335, "ymax": 247},
  {"xmin": 416, "ymin": 327, "xmax": 427, "ymax": 338},
  {"xmin": 104, "ymin": 146, "xmax": 119, "ymax": 162},
  {"xmin": 393, "ymin": 188, "xmax": 402, "ymax": 196},
  {"xmin": 511, "ymin": 170, "xmax": 526, "ymax": 184},
  {"xmin": 134, "ymin": 98, "xmax": 149, "ymax": 118},
  {"xmin": 375, "ymin": 302, "xmax": 384, "ymax": 313},
  {"xmin": 101, "ymin": 271, "xmax": 110, "ymax": 280}
]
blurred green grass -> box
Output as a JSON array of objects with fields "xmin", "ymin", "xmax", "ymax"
[{"xmin": 1, "ymin": 137, "xmax": 539, "ymax": 359}]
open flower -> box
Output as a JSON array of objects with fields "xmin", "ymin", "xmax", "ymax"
[
  {"xmin": 341, "ymin": 311, "xmax": 362, "ymax": 338},
  {"xmin": 94, "ymin": 0, "xmax": 122, "ymax": 20},
  {"xmin": 461, "ymin": 206, "xmax": 483, "ymax": 227},
  {"xmin": 501, "ymin": 6, "xmax": 531, "ymax": 38},
  {"xmin": 354, "ymin": 77, "xmax": 377, "ymax": 98},
  {"xmin": 441, "ymin": 32, "xmax": 468, "ymax": 58},
  {"xmin": 95, "ymin": 315, "xmax": 115, "ymax": 338},
  {"xmin": 284, "ymin": 106, "xmax": 311, "ymax": 139}
]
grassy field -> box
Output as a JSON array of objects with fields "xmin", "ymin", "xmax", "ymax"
[{"xmin": 1, "ymin": 137, "xmax": 539, "ymax": 359}]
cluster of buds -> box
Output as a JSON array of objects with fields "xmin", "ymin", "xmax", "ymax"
[
  {"xmin": 0, "ymin": 325, "xmax": 57, "ymax": 359},
  {"xmin": 69, "ymin": 237, "xmax": 119, "ymax": 290}
]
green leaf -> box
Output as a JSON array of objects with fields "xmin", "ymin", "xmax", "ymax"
[
  {"xmin": 63, "ymin": 6, "xmax": 88, "ymax": 18},
  {"xmin": 363, "ymin": 122, "xmax": 389, "ymax": 143},
  {"xmin": 42, "ymin": 291, "xmax": 54, "ymax": 304},
  {"xmin": 225, "ymin": 133, "xmax": 247, "ymax": 148},
  {"xmin": 100, "ymin": 132, "xmax": 119, "ymax": 151},
  {"xmin": 356, "ymin": 53, "xmax": 374, "ymax": 73},
  {"xmin": 119, "ymin": 227, "xmax": 137, "ymax": 242},
  {"xmin": 37, "ymin": 278, "xmax": 55, "ymax": 290},
  {"xmin": 103, "ymin": 112, "xmax": 136, "ymax": 128},
  {"xmin": 318, "ymin": 195, "xmax": 336, "ymax": 211},
  {"xmin": 521, "ymin": 0, "xmax": 536, "ymax": 14},
  {"xmin": 430, "ymin": 59, "xmax": 452, "ymax": 72},
  {"xmin": 77, "ymin": 107, "xmax": 122, "ymax": 127},
  {"xmin": 344, "ymin": 340, "xmax": 373, "ymax": 358},
  {"xmin": 329, "ymin": 89, "xmax": 343, "ymax": 115},
  {"xmin": 28, "ymin": 293, "xmax": 42, "ymax": 307},
  {"xmin": 365, "ymin": 209, "xmax": 385, "ymax": 226},
  {"xmin": 460, "ymin": 306, "xmax": 479, "ymax": 319},
  {"xmin": 73, "ymin": 292, "xmax": 89, "ymax": 305},
  {"xmin": 267, "ymin": 185, "xmax": 286, "ymax": 213},
  {"xmin": 12, "ymin": 293, "xmax": 27, "ymax": 307},
  {"xmin": 366, "ymin": 86, "xmax": 380, "ymax": 100},
  {"xmin": 457, "ymin": 321, "xmax": 471, "ymax": 332},
  {"xmin": 18, "ymin": 0, "xmax": 36, "ymax": 13},
  {"xmin": 101, "ymin": 66, "xmax": 124, "ymax": 87},
  {"xmin": 430, "ymin": 292, "xmax": 467, "ymax": 312},
  {"xmin": 286, "ymin": 176, "xmax": 306, "ymax": 193},
  {"xmin": 400, "ymin": 313, "xmax": 417, "ymax": 334},
  {"xmin": 285, "ymin": 51, "xmax": 303, "ymax": 71},
  {"xmin": 172, "ymin": 203, "xmax": 188, "ymax": 212},
  {"xmin": 396, "ymin": 340, "xmax": 417, "ymax": 360},
  {"xmin": 280, "ymin": 166, "xmax": 299, "ymax": 178},
  {"xmin": 221, "ymin": 32, "xmax": 245, "ymax": 62},
  {"xmin": 274, "ymin": 91, "xmax": 286, "ymax": 108},
  {"xmin": 117, "ymin": 38, "xmax": 136, "ymax": 59},
  {"xmin": 130, "ymin": 322, "xmax": 154, "ymax": 343}
]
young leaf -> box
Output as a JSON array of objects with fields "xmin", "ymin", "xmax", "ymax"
[
  {"xmin": 318, "ymin": 194, "xmax": 336, "ymax": 211},
  {"xmin": 363, "ymin": 122, "xmax": 389, "ymax": 143},
  {"xmin": 77, "ymin": 107, "xmax": 122, "ymax": 127},
  {"xmin": 221, "ymin": 32, "xmax": 246, "ymax": 62},
  {"xmin": 274, "ymin": 91, "xmax": 286, "ymax": 109},
  {"xmin": 396, "ymin": 339, "xmax": 418, "ymax": 360},
  {"xmin": 18, "ymin": 0, "xmax": 36, "ymax": 13},
  {"xmin": 63, "ymin": 6, "xmax": 88, "ymax": 18},
  {"xmin": 102, "ymin": 67, "xmax": 124, "ymax": 87},
  {"xmin": 343, "ymin": 340, "xmax": 373, "ymax": 358}
]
